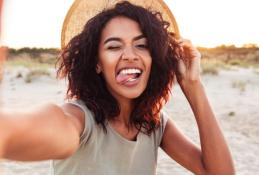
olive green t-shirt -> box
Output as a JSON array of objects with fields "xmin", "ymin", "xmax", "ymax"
[{"xmin": 52, "ymin": 100, "xmax": 168, "ymax": 175}]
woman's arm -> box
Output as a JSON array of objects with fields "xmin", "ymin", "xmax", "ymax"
[
  {"xmin": 0, "ymin": 103, "xmax": 84, "ymax": 161},
  {"xmin": 160, "ymin": 39, "xmax": 235, "ymax": 175}
]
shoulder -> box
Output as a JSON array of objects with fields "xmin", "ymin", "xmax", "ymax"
[
  {"xmin": 61, "ymin": 101, "xmax": 86, "ymax": 136},
  {"xmin": 152, "ymin": 111, "xmax": 169, "ymax": 147},
  {"xmin": 61, "ymin": 100, "xmax": 95, "ymax": 145},
  {"xmin": 160, "ymin": 111, "xmax": 169, "ymax": 131}
]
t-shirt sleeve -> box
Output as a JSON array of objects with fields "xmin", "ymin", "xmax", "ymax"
[
  {"xmin": 158, "ymin": 110, "xmax": 169, "ymax": 146},
  {"xmin": 66, "ymin": 99, "xmax": 95, "ymax": 146}
]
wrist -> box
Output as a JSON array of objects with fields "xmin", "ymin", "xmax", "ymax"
[{"xmin": 178, "ymin": 79, "xmax": 203, "ymax": 92}]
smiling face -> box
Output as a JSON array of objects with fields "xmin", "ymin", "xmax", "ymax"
[{"xmin": 98, "ymin": 16, "xmax": 152, "ymax": 102}]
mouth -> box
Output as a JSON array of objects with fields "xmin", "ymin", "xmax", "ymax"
[{"xmin": 115, "ymin": 67, "xmax": 143, "ymax": 85}]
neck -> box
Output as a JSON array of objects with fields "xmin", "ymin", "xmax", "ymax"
[
  {"xmin": 106, "ymin": 85, "xmax": 135, "ymax": 126},
  {"xmin": 112, "ymin": 97, "xmax": 134, "ymax": 127}
]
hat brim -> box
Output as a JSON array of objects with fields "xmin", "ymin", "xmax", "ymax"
[{"xmin": 61, "ymin": 0, "xmax": 180, "ymax": 49}]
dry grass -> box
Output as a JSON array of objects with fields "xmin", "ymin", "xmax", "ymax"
[
  {"xmin": 198, "ymin": 45, "xmax": 259, "ymax": 69},
  {"xmin": 228, "ymin": 111, "xmax": 236, "ymax": 117},
  {"xmin": 227, "ymin": 59, "xmax": 250, "ymax": 67},
  {"xmin": 201, "ymin": 64, "xmax": 219, "ymax": 75},
  {"xmin": 6, "ymin": 57, "xmax": 54, "ymax": 69},
  {"xmin": 201, "ymin": 59, "xmax": 231, "ymax": 75},
  {"xmin": 24, "ymin": 69, "xmax": 51, "ymax": 83},
  {"xmin": 232, "ymin": 80, "xmax": 247, "ymax": 92}
]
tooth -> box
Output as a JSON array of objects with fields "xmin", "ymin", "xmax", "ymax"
[
  {"xmin": 119, "ymin": 68, "xmax": 141, "ymax": 75},
  {"xmin": 127, "ymin": 78, "xmax": 136, "ymax": 82}
]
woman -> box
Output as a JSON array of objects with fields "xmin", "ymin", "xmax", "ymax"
[{"xmin": 0, "ymin": 1, "xmax": 234, "ymax": 175}]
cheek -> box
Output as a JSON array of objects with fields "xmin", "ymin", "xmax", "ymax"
[
  {"xmin": 145, "ymin": 55, "xmax": 152, "ymax": 73},
  {"xmin": 99, "ymin": 54, "xmax": 119, "ymax": 79},
  {"xmin": 145, "ymin": 58, "xmax": 152, "ymax": 83}
]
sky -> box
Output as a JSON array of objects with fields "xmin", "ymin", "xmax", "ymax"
[{"xmin": 1, "ymin": 0, "xmax": 259, "ymax": 48}]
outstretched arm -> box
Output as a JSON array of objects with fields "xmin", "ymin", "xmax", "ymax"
[
  {"xmin": 0, "ymin": 0, "xmax": 85, "ymax": 161},
  {"xmin": 161, "ymin": 39, "xmax": 235, "ymax": 175},
  {"xmin": 0, "ymin": 103, "xmax": 84, "ymax": 161}
]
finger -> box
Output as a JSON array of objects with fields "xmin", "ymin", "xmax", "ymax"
[
  {"xmin": 176, "ymin": 38, "xmax": 194, "ymax": 53},
  {"xmin": 178, "ymin": 39, "xmax": 201, "ymax": 59},
  {"xmin": 177, "ymin": 37, "xmax": 192, "ymax": 45}
]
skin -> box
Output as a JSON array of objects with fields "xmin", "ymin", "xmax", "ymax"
[{"xmin": 0, "ymin": 16, "xmax": 234, "ymax": 174}]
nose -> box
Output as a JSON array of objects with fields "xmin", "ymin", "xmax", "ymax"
[{"xmin": 121, "ymin": 46, "xmax": 139, "ymax": 61}]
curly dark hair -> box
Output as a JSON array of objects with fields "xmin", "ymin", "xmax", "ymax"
[{"xmin": 57, "ymin": 1, "xmax": 182, "ymax": 135}]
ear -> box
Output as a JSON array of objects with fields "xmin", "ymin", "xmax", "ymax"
[{"xmin": 96, "ymin": 64, "xmax": 102, "ymax": 74}]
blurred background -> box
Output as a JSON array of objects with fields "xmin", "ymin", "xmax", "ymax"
[{"xmin": 0, "ymin": 0, "xmax": 259, "ymax": 174}]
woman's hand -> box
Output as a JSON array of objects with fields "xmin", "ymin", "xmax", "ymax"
[
  {"xmin": 0, "ymin": 133, "xmax": 4, "ymax": 157},
  {"xmin": 0, "ymin": 114, "xmax": 9, "ymax": 158},
  {"xmin": 176, "ymin": 38, "xmax": 202, "ymax": 87},
  {"xmin": 0, "ymin": 132, "xmax": 6, "ymax": 158}
]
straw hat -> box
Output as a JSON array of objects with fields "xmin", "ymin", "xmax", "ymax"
[{"xmin": 61, "ymin": 0, "xmax": 180, "ymax": 48}]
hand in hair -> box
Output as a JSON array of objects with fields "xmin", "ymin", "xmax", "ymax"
[{"xmin": 175, "ymin": 38, "xmax": 202, "ymax": 86}]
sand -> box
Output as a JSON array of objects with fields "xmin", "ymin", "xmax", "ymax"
[{"xmin": 0, "ymin": 66, "xmax": 259, "ymax": 175}]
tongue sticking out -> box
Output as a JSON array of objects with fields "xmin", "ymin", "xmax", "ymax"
[{"xmin": 116, "ymin": 73, "xmax": 137, "ymax": 84}]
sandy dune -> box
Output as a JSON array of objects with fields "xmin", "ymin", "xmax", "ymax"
[{"xmin": 0, "ymin": 66, "xmax": 259, "ymax": 175}]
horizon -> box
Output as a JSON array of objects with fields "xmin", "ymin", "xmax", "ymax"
[{"xmin": 3, "ymin": 43, "xmax": 259, "ymax": 50}]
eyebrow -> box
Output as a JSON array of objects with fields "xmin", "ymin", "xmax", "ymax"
[{"xmin": 103, "ymin": 35, "xmax": 146, "ymax": 44}]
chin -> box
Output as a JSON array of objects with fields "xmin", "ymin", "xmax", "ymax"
[
  {"xmin": 108, "ymin": 84, "xmax": 147, "ymax": 101},
  {"xmin": 123, "ymin": 91, "xmax": 143, "ymax": 99},
  {"xmin": 119, "ymin": 87, "xmax": 146, "ymax": 99}
]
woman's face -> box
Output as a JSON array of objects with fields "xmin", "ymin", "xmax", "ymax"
[{"xmin": 98, "ymin": 16, "xmax": 152, "ymax": 101}]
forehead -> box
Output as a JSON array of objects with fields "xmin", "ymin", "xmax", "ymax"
[{"xmin": 101, "ymin": 16, "xmax": 143, "ymax": 40}]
